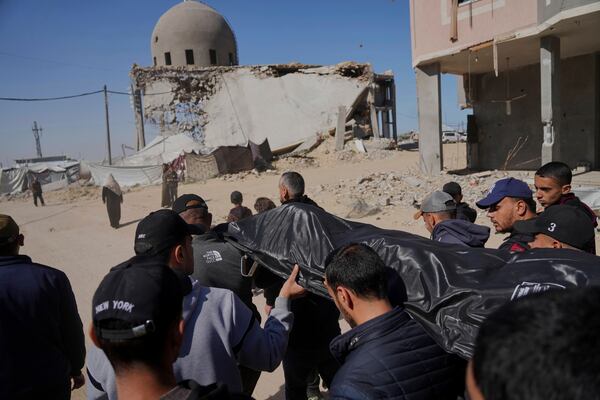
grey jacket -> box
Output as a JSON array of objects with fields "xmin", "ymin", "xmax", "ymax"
[{"xmin": 86, "ymin": 279, "xmax": 293, "ymax": 399}]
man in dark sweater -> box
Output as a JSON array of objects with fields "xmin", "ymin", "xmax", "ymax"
[
  {"xmin": 476, "ymin": 178, "xmax": 538, "ymax": 252},
  {"xmin": 443, "ymin": 181, "xmax": 477, "ymax": 223},
  {"xmin": 534, "ymin": 161, "xmax": 597, "ymax": 254},
  {"xmin": 0, "ymin": 214, "xmax": 85, "ymax": 399},
  {"xmin": 324, "ymin": 243, "xmax": 465, "ymax": 399}
]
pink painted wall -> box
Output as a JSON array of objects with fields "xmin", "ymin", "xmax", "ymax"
[{"xmin": 410, "ymin": 0, "xmax": 539, "ymax": 65}]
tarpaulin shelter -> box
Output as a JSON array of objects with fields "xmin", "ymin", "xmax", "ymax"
[
  {"xmin": 86, "ymin": 133, "xmax": 271, "ymax": 187},
  {"xmin": 85, "ymin": 162, "xmax": 163, "ymax": 187},
  {"xmin": 0, "ymin": 161, "xmax": 80, "ymax": 195},
  {"xmin": 224, "ymin": 203, "xmax": 600, "ymax": 359}
]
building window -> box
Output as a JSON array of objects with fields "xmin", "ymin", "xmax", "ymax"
[
  {"xmin": 209, "ymin": 49, "xmax": 217, "ymax": 65},
  {"xmin": 185, "ymin": 49, "xmax": 195, "ymax": 65},
  {"xmin": 153, "ymin": 57, "xmax": 157, "ymax": 66},
  {"xmin": 164, "ymin": 52, "xmax": 172, "ymax": 66},
  {"xmin": 154, "ymin": 36, "xmax": 158, "ymax": 43},
  {"xmin": 458, "ymin": 0, "xmax": 476, "ymax": 5},
  {"xmin": 228, "ymin": 52, "xmax": 235, "ymax": 65}
]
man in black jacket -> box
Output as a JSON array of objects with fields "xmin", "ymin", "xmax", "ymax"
[
  {"xmin": 274, "ymin": 172, "xmax": 341, "ymax": 400},
  {"xmin": 443, "ymin": 181, "xmax": 477, "ymax": 223},
  {"xmin": 0, "ymin": 214, "xmax": 86, "ymax": 399},
  {"xmin": 172, "ymin": 194, "xmax": 259, "ymax": 319},
  {"xmin": 279, "ymin": 171, "xmax": 320, "ymax": 208},
  {"xmin": 324, "ymin": 243, "xmax": 465, "ymax": 399}
]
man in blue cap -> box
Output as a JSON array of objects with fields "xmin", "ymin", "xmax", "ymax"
[{"xmin": 476, "ymin": 178, "xmax": 538, "ymax": 252}]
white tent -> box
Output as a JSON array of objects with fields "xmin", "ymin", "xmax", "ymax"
[{"xmin": 118, "ymin": 134, "xmax": 205, "ymax": 167}]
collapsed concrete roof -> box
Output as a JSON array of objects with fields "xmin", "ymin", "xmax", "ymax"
[{"xmin": 131, "ymin": 62, "xmax": 379, "ymax": 153}]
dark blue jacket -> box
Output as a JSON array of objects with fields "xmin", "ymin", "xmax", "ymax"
[
  {"xmin": 0, "ymin": 255, "xmax": 86, "ymax": 398},
  {"xmin": 431, "ymin": 219, "xmax": 490, "ymax": 248},
  {"xmin": 329, "ymin": 307, "xmax": 465, "ymax": 400}
]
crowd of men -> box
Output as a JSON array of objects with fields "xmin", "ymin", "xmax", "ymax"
[{"xmin": 1, "ymin": 161, "xmax": 599, "ymax": 400}]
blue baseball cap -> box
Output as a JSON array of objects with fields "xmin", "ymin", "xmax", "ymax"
[{"xmin": 476, "ymin": 178, "xmax": 533, "ymax": 209}]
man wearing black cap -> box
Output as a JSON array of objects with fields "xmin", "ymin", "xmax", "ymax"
[
  {"xmin": 0, "ymin": 214, "xmax": 86, "ymax": 399},
  {"xmin": 513, "ymin": 205, "xmax": 596, "ymax": 251},
  {"xmin": 443, "ymin": 181, "xmax": 477, "ymax": 223},
  {"xmin": 90, "ymin": 261, "xmax": 250, "ymax": 399},
  {"xmin": 87, "ymin": 209, "xmax": 304, "ymax": 399},
  {"xmin": 476, "ymin": 178, "xmax": 538, "ymax": 252},
  {"xmin": 173, "ymin": 194, "xmax": 262, "ymax": 394}
]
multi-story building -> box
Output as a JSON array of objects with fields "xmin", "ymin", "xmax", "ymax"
[{"xmin": 410, "ymin": 0, "xmax": 600, "ymax": 173}]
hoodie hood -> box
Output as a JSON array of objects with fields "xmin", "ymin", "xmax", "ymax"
[
  {"xmin": 432, "ymin": 219, "xmax": 490, "ymax": 247},
  {"xmin": 103, "ymin": 174, "xmax": 122, "ymax": 196}
]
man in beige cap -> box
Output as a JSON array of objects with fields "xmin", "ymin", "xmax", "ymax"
[
  {"xmin": 414, "ymin": 191, "xmax": 490, "ymax": 247},
  {"xmin": 0, "ymin": 214, "xmax": 86, "ymax": 399}
]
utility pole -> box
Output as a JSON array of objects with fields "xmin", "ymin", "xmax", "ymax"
[
  {"xmin": 131, "ymin": 84, "xmax": 146, "ymax": 151},
  {"xmin": 103, "ymin": 85, "xmax": 112, "ymax": 165},
  {"xmin": 32, "ymin": 121, "xmax": 43, "ymax": 158}
]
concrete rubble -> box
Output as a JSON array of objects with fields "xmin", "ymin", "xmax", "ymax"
[{"xmin": 131, "ymin": 62, "xmax": 381, "ymax": 153}]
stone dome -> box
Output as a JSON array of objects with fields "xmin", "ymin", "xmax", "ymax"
[{"xmin": 151, "ymin": 0, "xmax": 238, "ymax": 67}]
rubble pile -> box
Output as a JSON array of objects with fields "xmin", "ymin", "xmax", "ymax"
[{"xmin": 318, "ymin": 169, "xmax": 531, "ymax": 219}]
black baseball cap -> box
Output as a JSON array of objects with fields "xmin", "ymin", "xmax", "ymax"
[
  {"xmin": 513, "ymin": 205, "xmax": 595, "ymax": 250},
  {"xmin": 134, "ymin": 209, "xmax": 203, "ymax": 256},
  {"xmin": 92, "ymin": 261, "xmax": 184, "ymax": 341},
  {"xmin": 172, "ymin": 194, "xmax": 208, "ymax": 214}
]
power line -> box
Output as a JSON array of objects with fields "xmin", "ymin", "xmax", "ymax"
[
  {"xmin": 0, "ymin": 88, "xmax": 174, "ymax": 102},
  {"xmin": 0, "ymin": 89, "xmax": 103, "ymax": 102}
]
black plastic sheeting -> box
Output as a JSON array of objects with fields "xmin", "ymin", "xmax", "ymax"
[{"xmin": 225, "ymin": 203, "xmax": 600, "ymax": 359}]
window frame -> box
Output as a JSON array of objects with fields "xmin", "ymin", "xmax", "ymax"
[{"xmin": 185, "ymin": 49, "xmax": 195, "ymax": 65}]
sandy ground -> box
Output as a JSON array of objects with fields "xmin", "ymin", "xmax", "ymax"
[{"xmin": 2, "ymin": 142, "xmax": 598, "ymax": 399}]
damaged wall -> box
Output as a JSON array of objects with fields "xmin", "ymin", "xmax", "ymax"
[
  {"xmin": 131, "ymin": 62, "xmax": 377, "ymax": 152},
  {"xmin": 471, "ymin": 53, "xmax": 600, "ymax": 170}
]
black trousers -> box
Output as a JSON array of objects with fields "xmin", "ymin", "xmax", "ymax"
[
  {"xmin": 33, "ymin": 193, "xmax": 45, "ymax": 206},
  {"xmin": 283, "ymin": 345, "xmax": 339, "ymax": 400}
]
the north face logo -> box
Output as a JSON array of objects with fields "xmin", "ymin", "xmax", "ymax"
[{"xmin": 202, "ymin": 250, "xmax": 223, "ymax": 264}]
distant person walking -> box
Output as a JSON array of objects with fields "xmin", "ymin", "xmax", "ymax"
[
  {"xmin": 161, "ymin": 165, "xmax": 170, "ymax": 208},
  {"xmin": 227, "ymin": 191, "xmax": 253, "ymax": 222},
  {"xmin": 165, "ymin": 167, "xmax": 179, "ymax": 207},
  {"xmin": 0, "ymin": 214, "xmax": 86, "ymax": 399},
  {"xmin": 102, "ymin": 174, "xmax": 123, "ymax": 229},
  {"xmin": 31, "ymin": 176, "xmax": 45, "ymax": 207}
]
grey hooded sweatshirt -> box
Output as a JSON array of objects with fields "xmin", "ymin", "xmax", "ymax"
[
  {"xmin": 431, "ymin": 219, "xmax": 490, "ymax": 248},
  {"xmin": 86, "ymin": 279, "xmax": 293, "ymax": 399}
]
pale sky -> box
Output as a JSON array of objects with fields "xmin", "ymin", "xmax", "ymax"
[{"xmin": 0, "ymin": 0, "xmax": 468, "ymax": 167}]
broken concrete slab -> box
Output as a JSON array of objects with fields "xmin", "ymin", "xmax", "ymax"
[
  {"xmin": 345, "ymin": 197, "xmax": 381, "ymax": 219},
  {"xmin": 132, "ymin": 62, "xmax": 379, "ymax": 154}
]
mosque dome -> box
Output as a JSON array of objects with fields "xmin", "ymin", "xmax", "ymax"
[{"xmin": 151, "ymin": 0, "xmax": 238, "ymax": 67}]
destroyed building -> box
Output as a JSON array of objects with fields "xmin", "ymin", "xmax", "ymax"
[
  {"xmin": 411, "ymin": 0, "xmax": 600, "ymax": 174},
  {"xmin": 105, "ymin": 0, "xmax": 398, "ymax": 185}
]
